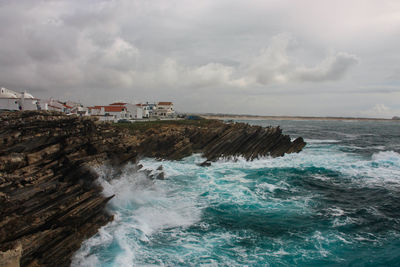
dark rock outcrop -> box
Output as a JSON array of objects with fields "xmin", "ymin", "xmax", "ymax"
[
  {"xmin": 132, "ymin": 121, "xmax": 305, "ymax": 161},
  {"xmin": 0, "ymin": 111, "xmax": 125, "ymax": 266},
  {"xmin": 0, "ymin": 111, "xmax": 305, "ymax": 266}
]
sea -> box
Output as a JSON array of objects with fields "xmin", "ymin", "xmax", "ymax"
[{"xmin": 72, "ymin": 119, "xmax": 400, "ymax": 266}]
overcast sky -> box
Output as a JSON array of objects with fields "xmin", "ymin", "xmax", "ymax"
[{"xmin": 1, "ymin": 0, "xmax": 399, "ymax": 117}]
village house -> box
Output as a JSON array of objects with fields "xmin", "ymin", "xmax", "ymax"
[
  {"xmin": 136, "ymin": 102, "xmax": 157, "ymax": 118},
  {"xmin": 88, "ymin": 102, "xmax": 143, "ymax": 121},
  {"xmin": 110, "ymin": 102, "xmax": 143, "ymax": 119},
  {"xmin": 0, "ymin": 87, "xmax": 40, "ymax": 111},
  {"xmin": 155, "ymin": 101, "xmax": 175, "ymax": 118}
]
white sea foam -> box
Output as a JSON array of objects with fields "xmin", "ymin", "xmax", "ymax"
[
  {"xmin": 71, "ymin": 224, "xmax": 116, "ymax": 266},
  {"xmin": 305, "ymin": 139, "xmax": 340, "ymax": 144},
  {"xmin": 371, "ymin": 150, "xmax": 400, "ymax": 164},
  {"xmin": 72, "ymin": 161, "xmax": 204, "ymax": 266},
  {"xmin": 208, "ymin": 146, "xmax": 400, "ymax": 188},
  {"xmin": 328, "ymin": 207, "xmax": 345, "ymax": 217}
]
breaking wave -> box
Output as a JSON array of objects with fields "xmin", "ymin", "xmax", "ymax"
[{"xmin": 72, "ymin": 120, "xmax": 400, "ymax": 266}]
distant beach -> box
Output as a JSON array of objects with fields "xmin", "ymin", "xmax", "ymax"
[{"xmin": 201, "ymin": 114, "xmax": 394, "ymax": 121}]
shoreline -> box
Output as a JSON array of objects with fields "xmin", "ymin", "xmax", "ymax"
[
  {"xmin": 0, "ymin": 111, "xmax": 305, "ymax": 266},
  {"xmin": 201, "ymin": 114, "xmax": 396, "ymax": 122}
]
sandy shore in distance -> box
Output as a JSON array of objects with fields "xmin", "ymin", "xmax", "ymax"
[{"xmin": 201, "ymin": 115, "xmax": 394, "ymax": 122}]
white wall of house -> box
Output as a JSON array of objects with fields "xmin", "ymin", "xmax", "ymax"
[
  {"xmin": 0, "ymin": 87, "xmax": 39, "ymax": 111},
  {"xmin": 21, "ymin": 99, "xmax": 40, "ymax": 110},
  {"xmin": 142, "ymin": 107, "xmax": 150, "ymax": 118},
  {"xmin": 0, "ymin": 98, "xmax": 19, "ymax": 110},
  {"xmin": 122, "ymin": 103, "xmax": 142, "ymax": 119},
  {"xmin": 135, "ymin": 107, "xmax": 143, "ymax": 119},
  {"xmin": 156, "ymin": 104, "xmax": 175, "ymax": 117},
  {"xmin": 0, "ymin": 98, "xmax": 40, "ymax": 111}
]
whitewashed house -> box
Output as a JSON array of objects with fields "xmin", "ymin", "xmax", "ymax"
[
  {"xmin": 88, "ymin": 102, "xmax": 143, "ymax": 121},
  {"xmin": 109, "ymin": 102, "xmax": 143, "ymax": 119},
  {"xmin": 155, "ymin": 102, "xmax": 175, "ymax": 118},
  {"xmin": 136, "ymin": 103, "xmax": 155, "ymax": 118},
  {"xmin": 0, "ymin": 87, "xmax": 40, "ymax": 111}
]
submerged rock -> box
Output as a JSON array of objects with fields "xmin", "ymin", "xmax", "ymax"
[
  {"xmin": 0, "ymin": 111, "xmax": 305, "ymax": 266},
  {"xmin": 198, "ymin": 160, "xmax": 212, "ymax": 167}
]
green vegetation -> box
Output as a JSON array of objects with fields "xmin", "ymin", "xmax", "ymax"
[{"xmin": 113, "ymin": 119, "xmax": 218, "ymax": 133}]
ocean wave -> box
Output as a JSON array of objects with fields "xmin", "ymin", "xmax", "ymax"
[
  {"xmin": 72, "ymin": 162, "xmax": 204, "ymax": 266},
  {"xmin": 305, "ymin": 139, "xmax": 341, "ymax": 144},
  {"xmin": 207, "ymin": 148, "xmax": 400, "ymax": 188},
  {"xmin": 372, "ymin": 150, "xmax": 400, "ymax": 164}
]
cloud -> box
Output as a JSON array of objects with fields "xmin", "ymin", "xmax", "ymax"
[
  {"xmin": 123, "ymin": 34, "xmax": 359, "ymax": 89},
  {"xmin": 361, "ymin": 104, "xmax": 400, "ymax": 118},
  {"xmin": 0, "ymin": 0, "xmax": 398, "ymax": 116},
  {"xmin": 244, "ymin": 35, "xmax": 359, "ymax": 85},
  {"xmin": 294, "ymin": 52, "xmax": 359, "ymax": 82}
]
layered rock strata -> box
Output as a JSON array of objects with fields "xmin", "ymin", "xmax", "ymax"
[
  {"xmin": 0, "ymin": 111, "xmax": 305, "ymax": 266},
  {"xmin": 132, "ymin": 121, "xmax": 305, "ymax": 161}
]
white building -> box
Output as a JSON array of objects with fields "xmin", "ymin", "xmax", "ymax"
[
  {"xmin": 155, "ymin": 102, "xmax": 175, "ymax": 117},
  {"xmin": 0, "ymin": 87, "xmax": 40, "ymax": 111},
  {"xmin": 109, "ymin": 102, "xmax": 143, "ymax": 119},
  {"xmin": 136, "ymin": 103, "xmax": 155, "ymax": 118},
  {"xmin": 88, "ymin": 102, "xmax": 143, "ymax": 121}
]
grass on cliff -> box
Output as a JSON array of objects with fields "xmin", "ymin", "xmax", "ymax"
[{"xmin": 113, "ymin": 118, "xmax": 217, "ymax": 133}]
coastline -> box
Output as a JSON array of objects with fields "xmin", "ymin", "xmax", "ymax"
[
  {"xmin": 0, "ymin": 111, "xmax": 306, "ymax": 266},
  {"xmin": 201, "ymin": 114, "xmax": 395, "ymax": 122}
]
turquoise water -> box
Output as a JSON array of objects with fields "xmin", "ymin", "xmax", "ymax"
[{"xmin": 72, "ymin": 120, "xmax": 400, "ymax": 266}]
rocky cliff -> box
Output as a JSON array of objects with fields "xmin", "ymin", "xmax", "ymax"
[{"xmin": 0, "ymin": 111, "xmax": 305, "ymax": 266}]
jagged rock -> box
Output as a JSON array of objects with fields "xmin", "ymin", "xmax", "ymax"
[
  {"xmin": 131, "ymin": 121, "xmax": 306, "ymax": 161},
  {"xmin": 0, "ymin": 111, "xmax": 119, "ymax": 266},
  {"xmin": 198, "ymin": 161, "xmax": 212, "ymax": 167},
  {"xmin": 0, "ymin": 111, "xmax": 306, "ymax": 266},
  {"xmin": 153, "ymin": 172, "xmax": 165, "ymax": 180}
]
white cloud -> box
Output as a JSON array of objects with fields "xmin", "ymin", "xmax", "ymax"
[
  {"xmin": 361, "ymin": 104, "xmax": 400, "ymax": 118},
  {"xmin": 241, "ymin": 34, "xmax": 359, "ymax": 86}
]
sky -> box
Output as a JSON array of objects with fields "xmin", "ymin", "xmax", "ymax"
[{"xmin": 0, "ymin": 0, "xmax": 399, "ymax": 118}]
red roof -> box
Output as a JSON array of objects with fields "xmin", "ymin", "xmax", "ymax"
[
  {"xmin": 158, "ymin": 102, "xmax": 173, "ymax": 105},
  {"xmin": 110, "ymin": 102, "xmax": 127, "ymax": 106},
  {"xmin": 88, "ymin": 106, "xmax": 103, "ymax": 110},
  {"xmin": 88, "ymin": 106, "xmax": 125, "ymax": 112},
  {"xmin": 104, "ymin": 106, "xmax": 125, "ymax": 112}
]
